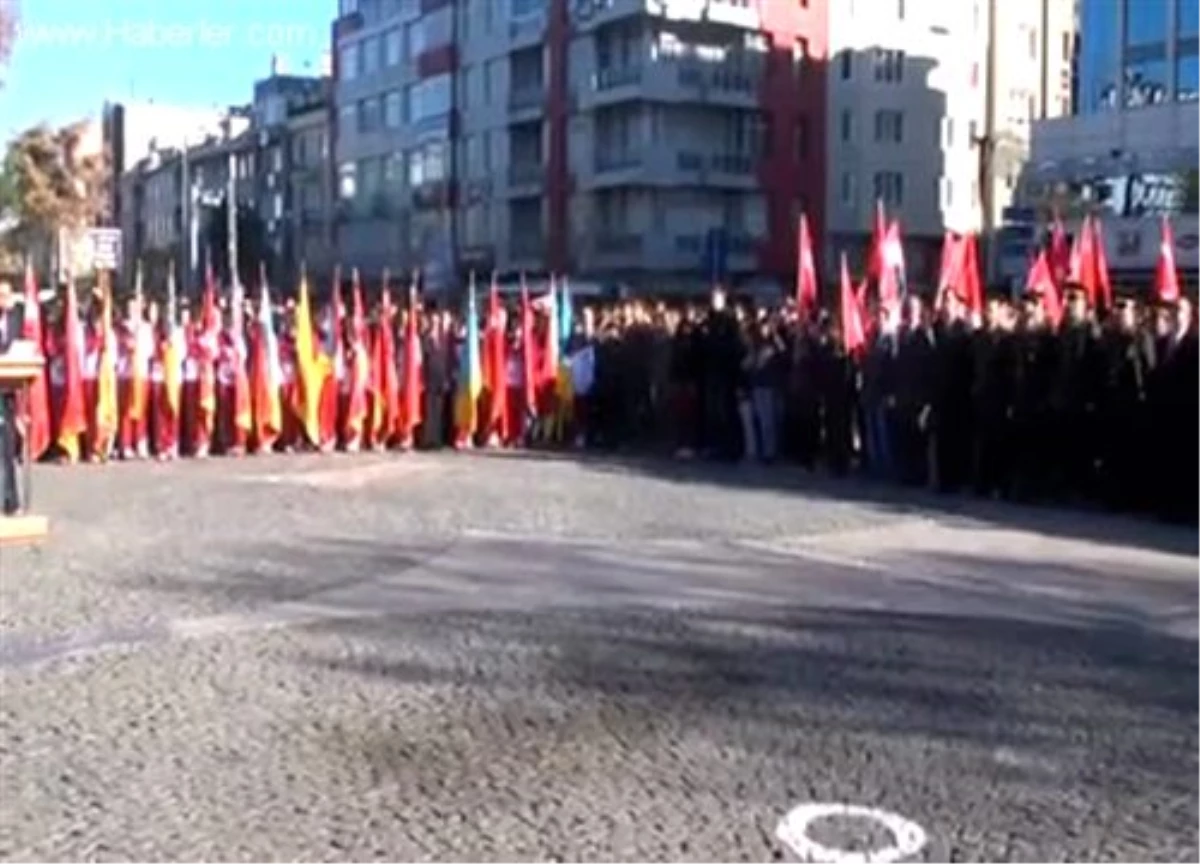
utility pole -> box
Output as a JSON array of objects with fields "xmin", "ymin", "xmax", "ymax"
[
  {"xmin": 975, "ymin": 0, "xmax": 999, "ymax": 286},
  {"xmin": 226, "ymin": 144, "xmax": 239, "ymax": 301},
  {"xmin": 180, "ymin": 139, "xmax": 190, "ymax": 297}
]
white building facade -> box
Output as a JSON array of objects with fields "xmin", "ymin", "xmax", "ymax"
[{"xmin": 825, "ymin": 0, "xmax": 989, "ymax": 285}]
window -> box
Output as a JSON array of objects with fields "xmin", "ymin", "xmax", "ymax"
[
  {"xmin": 359, "ymin": 156, "xmax": 383, "ymax": 199},
  {"xmin": 874, "ymin": 110, "xmax": 903, "ymax": 142},
  {"xmin": 1179, "ymin": 53, "xmax": 1199, "ymax": 102},
  {"xmin": 357, "ymin": 95, "xmax": 382, "ymax": 133},
  {"xmin": 338, "ymin": 104, "xmax": 357, "ymax": 137},
  {"xmin": 873, "ymin": 171, "xmax": 903, "ymax": 206},
  {"xmin": 897, "ymin": 0, "xmax": 904, "ymax": 19},
  {"xmin": 408, "ymin": 141, "xmax": 447, "ymax": 186},
  {"xmin": 385, "ymin": 90, "xmax": 404, "ymax": 128},
  {"xmin": 1028, "ymin": 26, "xmax": 1037, "ymax": 59},
  {"xmin": 340, "ymin": 42, "xmax": 360, "ymax": 80},
  {"xmin": 938, "ymin": 176, "xmax": 953, "ymax": 209},
  {"xmin": 411, "ymin": 72, "xmax": 452, "ymax": 120},
  {"xmin": 340, "ymin": 0, "xmax": 358, "ymax": 15},
  {"xmin": 943, "ymin": 116, "xmax": 954, "ymax": 147},
  {"xmin": 386, "ymin": 151, "xmax": 407, "ymax": 190},
  {"xmin": 460, "ymin": 65, "xmax": 474, "ymax": 111},
  {"xmin": 872, "ymin": 49, "xmax": 904, "ymax": 82},
  {"xmin": 795, "ymin": 117, "xmax": 808, "ymax": 159},
  {"xmin": 385, "ymin": 28, "xmax": 403, "ymax": 65},
  {"xmin": 1125, "ymin": 1, "xmax": 1169, "ymax": 47},
  {"xmin": 483, "ymin": 59, "xmax": 497, "ymax": 103},
  {"xmin": 1182, "ymin": 0, "xmax": 1200, "ymax": 38},
  {"xmin": 840, "ymin": 171, "xmax": 855, "ymax": 205},
  {"xmin": 407, "ymin": 6, "xmax": 452, "ymax": 56},
  {"xmin": 840, "ymin": 109, "xmax": 853, "ymax": 142},
  {"xmin": 511, "ymin": 0, "xmax": 546, "ymax": 18},
  {"xmin": 338, "ymin": 162, "xmax": 357, "ymax": 200},
  {"xmin": 1061, "ymin": 31, "xmax": 1071, "ymax": 62},
  {"xmin": 463, "ymin": 203, "xmax": 490, "ymax": 245},
  {"xmin": 840, "ymin": 51, "xmax": 852, "ymax": 80},
  {"xmin": 362, "ymin": 35, "xmax": 380, "ymax": 75}
]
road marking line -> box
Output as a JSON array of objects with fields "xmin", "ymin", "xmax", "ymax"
[{"xmin": 776, "ymin": 802, "xmax": 927, "ymax": 864}]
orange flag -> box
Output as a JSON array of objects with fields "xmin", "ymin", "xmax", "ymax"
[
  {"xmin": 292, "ymin": 271, "xmax": 326, "ymax": 447},
  {"xmin": 370, "ymin": 277, "xmax": 400, "ymax": 446},
  {"xmin": 344, "ymin": 269, "xmax": 371, "ymax": 445},
  {"xmin": 399, "ymin": 283, "xmax": 423, "ymax": 446},
  {"xmin": 93, "ymin": 275, "xmax": 120, "ymax": 458},
  {"xmin": 19, "ymin": 264, "xmax": 51, "ymax": 460},
  {"xmin": 196, "ymin": 267, "xmax": 220, "ymax": 441},
  {"xmin": 483, "ymin": 275, "xmax": 509, "ymax": 439}
]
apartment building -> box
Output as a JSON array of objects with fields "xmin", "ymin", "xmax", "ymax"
[
  {"xmin": 288, "ymin": 94, "xmax": 336, "ymax": 285},
  {"xmin": 1022, "ymin": 0, "xmax": 1199, "ymax": 282},
  {"xmin": 983, "ymin": 0, "xmax": 1075, "ymax": 232},
  {"xmin": 333, "ymin": 0, "xmax": 827, "ymax": 292},
  {"xmin": 825, "ymin": 0, "xmax": 989, "ymax": 284},
  {"xmin": 122, "ymin": 114, "xmax": 256, "ymax": 289},
  {"xmin": 120, "ymin": 67, "xmax": 331, "ymax": 292}
]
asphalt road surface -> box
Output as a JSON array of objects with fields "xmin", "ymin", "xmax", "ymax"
[{"xmin": 1, "ymin": 451, "xmax": 1196, "ymax": 862}]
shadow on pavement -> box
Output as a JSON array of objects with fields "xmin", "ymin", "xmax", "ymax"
[{"xmin": 466, "ymin": 448, "xmax": 1200, "ymax": 558}]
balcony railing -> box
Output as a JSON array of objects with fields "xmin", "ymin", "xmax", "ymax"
[
  {"xmin": 677, "ymin": 63, "xmax": 755, "ymax": 93},
  {"xmin": 510, "ymin": 234, "xmax": 546, "ymax": 259},
  {"xmin": 595, "ymin": 233, "xmax": 643, "ymax": 254},
  {"xmin": 595, "ymin": 65, "xmax": 643, "ymax": 90},
  {"xmin": 675, "ymin": 151, "xmax": 754, "ymax": 174},
  {"xmin": 594, "ymin": 151, "xmax": 641, "ymax": 172},
  {"xmin": 508, "ymin": 87, "xmax": 546, "ymax": 111},
  {"xmin": 710, "ymin": 153, "xmax": 754, "ymax": 174},
  {"xmin": 508, "ymin": 161, "xmax": 544, "ymax": 186}
]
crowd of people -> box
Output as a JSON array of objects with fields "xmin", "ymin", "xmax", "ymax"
[{"xmin": 0, "ymin": 261, "xmax": 1195, "ymax": 525}]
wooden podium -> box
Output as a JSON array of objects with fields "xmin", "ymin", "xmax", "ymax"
[{"xmin": 0, "ymin": 347, "xmax": 49, "ymax": 546}]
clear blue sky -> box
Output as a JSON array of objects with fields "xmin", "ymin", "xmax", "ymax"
[{"xmin": 3, "ymin": 0, "xmax": 331, "ymax": 136}]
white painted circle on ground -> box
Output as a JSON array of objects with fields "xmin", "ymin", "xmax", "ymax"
[{"xmin": 776, "ymin": 802, "xmax": 927, "ymax": 864}]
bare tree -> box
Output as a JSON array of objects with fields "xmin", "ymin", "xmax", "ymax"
[{"xmin": 0, "ymin": 0, "xmax": 18, "ymax": 83}]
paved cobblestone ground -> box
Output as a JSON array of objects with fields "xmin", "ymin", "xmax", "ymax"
[{"xmin": 1, "ymin": 452, "xmax": 1196, "ymax": 862}]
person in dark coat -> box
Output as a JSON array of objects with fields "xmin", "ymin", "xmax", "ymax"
[
  {"xmin": 1098, "ymin": 298, "xmax": 1156, "ymax": 512},
  {"xmin": 1051, "ymin": 288, "xmax": 1103, "ymax": 502},
  {"xmin": 700, "ymin": 288, "xmax": 745, "ymax": 461},
  {"xmin": 894, "ymin": 296, "xmax": 938, "ymax": 487},
  {"xmin": 971, "ymin": 299, "xmax": 1018, "ymax": 498},
  {"xmin": 860, "ymin": 305, "xmax": 898, "ymax": 480},
  {"xmin": 933, "ymin": 296, "xmax": 976, "ymax": 493},
  {"xmin": 419, "ymin": 308, "xmax": 450, "ymax": 449},
  {"xmin": 1011, "ymin": 295, "xmax": 1059, "ymax": 502},
  {"xmin": 1149, "ymin": 296, "xmax": 1199, "ymax": 523},
  {"xmin": 0, "ymin": 280, "xmax": 24, "ymax": 514}
]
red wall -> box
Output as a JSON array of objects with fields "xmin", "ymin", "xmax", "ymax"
[{"xmin": 755, "ymin": 0, "xmax": 828, "ymax": 280}]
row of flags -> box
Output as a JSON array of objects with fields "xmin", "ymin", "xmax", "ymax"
[
  {"xmin": 791, "ymin": 203, "xmax": 1186, "ymax": 356},
  {"xmin": 14, "ymin": 263, "xmax": 581, "ymax": 464}
]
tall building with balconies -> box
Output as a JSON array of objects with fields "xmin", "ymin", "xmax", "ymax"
[
  {"xmin": 332, "ymin": 0, "xmax": 457, "ymax": 288},
  {"xmin": 825, "ymin": 0, "xmax": 989, "ymax": 285},
  {"xmin": 333, "ymin": 0, "xmax": 827, "ymax": 292}
]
